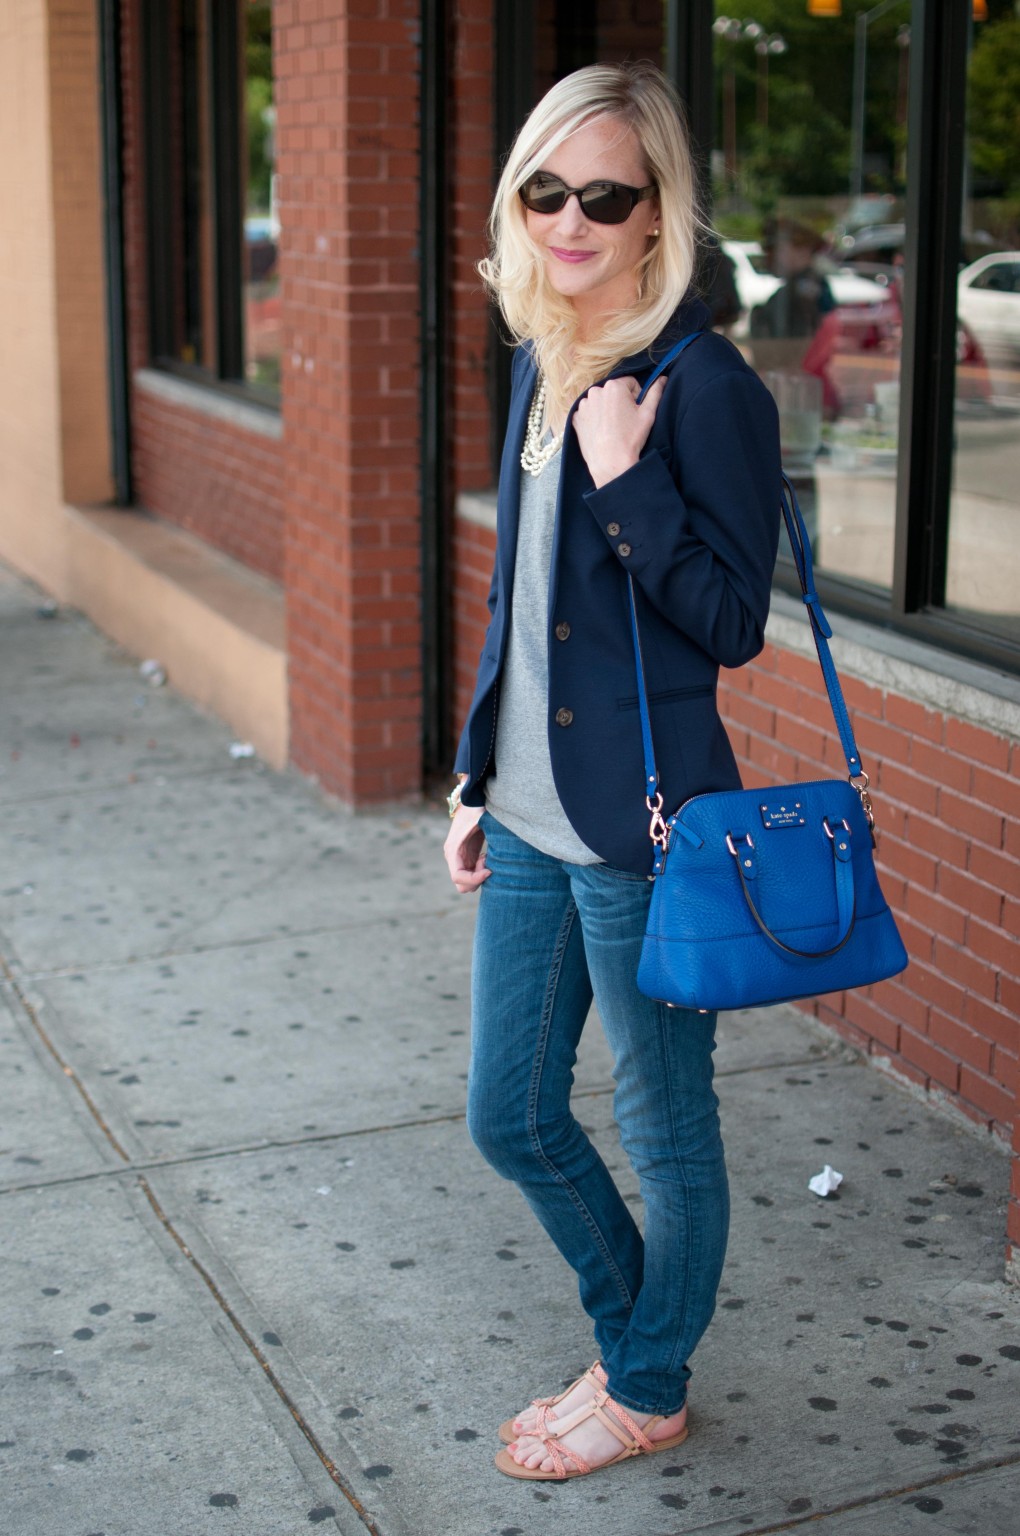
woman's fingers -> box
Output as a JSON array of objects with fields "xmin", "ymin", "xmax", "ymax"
[
  {"xmin": 443, "ymin": 805, "xmax": 490, "ymax": 893},
  {"xmin": 573, "ymin": 374, "xmax": 666, "ymax": 489}
]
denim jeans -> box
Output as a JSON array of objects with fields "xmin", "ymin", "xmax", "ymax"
[{"xmin": 467, "ymin": 812, "xmax": 729, "ymax": 1417}]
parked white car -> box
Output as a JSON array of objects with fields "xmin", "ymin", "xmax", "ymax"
[
  {"xmin": 722, "ymin": 240, "xmax": 891, "ymax": 339},
  {"xmin": 956, "ymin": 252, "xmax": 1020, "ymax": 364}
]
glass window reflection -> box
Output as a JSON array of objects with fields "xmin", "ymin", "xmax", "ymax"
[
  {"xmin": 712, "ymin": 1, "xmax": 912, "ymax": 593},
  {"xmin": 243, "ymin": 3, "xmax": 279, "ymax": 397}
]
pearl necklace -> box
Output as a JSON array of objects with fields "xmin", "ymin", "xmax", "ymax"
[{"xmin": 520, "ymin": 376, "xmax": 563, "ymax": 476}]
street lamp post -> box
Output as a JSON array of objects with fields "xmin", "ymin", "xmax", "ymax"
[
  {"xmin": 849, "ymin": 0, "xmax": 909, "ymax": 202},
  {"xmin": 713, "ymin": 15, "xmax": 786, "ymax": 176},
  {"xmin": 755, "ymin": 33, "xmax": 788, "ymax": 131}
]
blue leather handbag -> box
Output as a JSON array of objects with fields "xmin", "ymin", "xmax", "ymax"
[{"xmin": 630, "ymin": 338, "xmax": 908, "ymax": 1012}]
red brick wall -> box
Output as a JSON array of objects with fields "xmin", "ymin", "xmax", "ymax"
[
  {"xmin": 277, "ymin": 0, "xmax": 422, "ymax": 802},
  {"xmin": 131, "ymin": 390, "xmax": 285, "ymax": 579},
  {"xmin": 119, "ymin": 0, "xmax": 285, "ymax": 582}
]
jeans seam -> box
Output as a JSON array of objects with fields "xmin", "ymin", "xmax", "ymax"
[
  {"xmin": 661, "ymin": 1006, "xmax": 696, "ymax": 1387},
  {"xmin": 526, "ymin": 898, "xmax": 637, "ymax": 1315}
]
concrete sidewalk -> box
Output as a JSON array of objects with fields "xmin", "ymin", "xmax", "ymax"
[{"xmin": 1, "ymin": 558, "xmax": 1018, "ymax": 1536}]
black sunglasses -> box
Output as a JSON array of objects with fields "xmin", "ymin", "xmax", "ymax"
[{"xmin": 518, "ymin": 172, "xmax": 657, "ymax": 226}]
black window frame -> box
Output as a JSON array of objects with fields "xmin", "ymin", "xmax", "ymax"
[{"xmin": 141, "ymin": 0, "xmax": 279, "ymax": 412}]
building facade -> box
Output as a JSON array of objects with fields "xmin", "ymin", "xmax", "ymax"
[{"xmin": 2, "ymin": 0, "xmax": 1018, "ymax": 1273}]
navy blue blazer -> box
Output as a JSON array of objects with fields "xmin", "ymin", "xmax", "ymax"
[{"xmin": 454, "ymin": 295, "xmax": 782, "ymax": 874}]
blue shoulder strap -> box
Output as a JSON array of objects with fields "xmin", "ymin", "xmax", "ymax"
[{"xmin": 636, "ymin": 331, "xmax": 704, "ymax": 405}]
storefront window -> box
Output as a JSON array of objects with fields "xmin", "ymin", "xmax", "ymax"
[
  {"xmin": 243, "ymin": 3, "xmax": 279, "ymax": 393},
  {"xmin": 144, "ymin": 0, "xmax": 279, "ymax": 404},
  {"xmin": 946, "ymin": 10, "xmax": 1020, "ymax": 643},
  {"xmin": 171, "ymin": 0, "xmax": 212, "ymax": 371},
  {"xmin": 712, "ymin": 0, "xmax": 910, "ymax": 593}
]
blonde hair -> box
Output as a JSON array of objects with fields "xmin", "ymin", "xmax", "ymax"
[{"xmin": 479, "ymin": 63, "xmax": 704, "ymax": 419}]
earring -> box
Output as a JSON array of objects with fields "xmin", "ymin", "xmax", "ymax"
[{"xmin": 651, "ymin": 228, "xmax": 661, "ymax": 237}]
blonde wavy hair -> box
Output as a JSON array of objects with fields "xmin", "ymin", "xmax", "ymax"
[{"xmin": 479, "ymin": 63, "xmax": 704, "ymax": 419}]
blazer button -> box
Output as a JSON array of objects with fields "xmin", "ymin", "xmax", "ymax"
[
  {"xmin": 617, "ymin": 541, "xmax": 632, "ymax": 557},
  {"xmin": 554, "ymin": 622, "xmax": 571, "ymax": 641},
  {"xmin": 555, "ymin": 707, "xmax": 574, "ymax": 727},
  {"xmin": 607, "ymin": 521, "xmax": 621, "ymax": 537}
]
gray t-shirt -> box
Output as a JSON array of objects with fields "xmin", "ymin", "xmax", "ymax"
[{"xmin": 484, "ymin": 446, "xmax": 601, "ymax": 865}]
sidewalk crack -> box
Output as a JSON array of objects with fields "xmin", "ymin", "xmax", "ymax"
[{"xmin": 138, "ymin": 1173, "xmax": 384, "ymax": 1535}]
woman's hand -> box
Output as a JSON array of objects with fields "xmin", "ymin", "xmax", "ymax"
[
  {"xmin": 572, "ymin": 374, "xmax": 666, "ymax": 489},
  {"xmin": 444, "ymin": 802, "xmax": 491, "ymax": 893}
]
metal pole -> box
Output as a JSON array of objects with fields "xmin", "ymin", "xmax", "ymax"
[
  {"xmin": 850, "ymin": 0, "xmax": 910, "ymax": 203},
  {"xmin": 850, "ymin": 11, "xmax": 867, "ymax": 200}
]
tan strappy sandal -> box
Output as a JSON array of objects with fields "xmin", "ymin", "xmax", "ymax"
[
  {"xmin": 497, "ymin": 1360, "xmax": 607, "ymax": 1445},
  {"xmin": 495, "ymin": 1387, "xmax": 689, "ymax": 1481}
]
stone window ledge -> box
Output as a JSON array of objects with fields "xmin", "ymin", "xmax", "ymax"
[{"xmin": 134, "ymin": 369, "xmax": 283, "ymax": 441}]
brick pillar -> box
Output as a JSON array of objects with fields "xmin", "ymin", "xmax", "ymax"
[{"xmin": 277, "ymin": 2, "xmax": 422, "ymax": 802}]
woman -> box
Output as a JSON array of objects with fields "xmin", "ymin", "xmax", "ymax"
[{"xmin": 443, "ymin": 62, "xmax": 781, "ymax": 1482}]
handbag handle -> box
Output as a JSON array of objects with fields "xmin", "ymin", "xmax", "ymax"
[
  {"xmin": 629, "ymin": 344, "xmax": 870, "ymax": 854},
  {"xmin": 730, "ymin": 824, "xmax": 857, "ymax": 958}
]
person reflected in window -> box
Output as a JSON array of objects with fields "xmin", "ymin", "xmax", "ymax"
[{"xmin": 750, "ymin": 216, "xmax": 840, "ymax": 417}]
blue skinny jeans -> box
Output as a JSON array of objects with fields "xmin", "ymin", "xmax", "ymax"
[{"xmin": 466, "ymin": 811, "xmax": 729, "ymax": 1417}]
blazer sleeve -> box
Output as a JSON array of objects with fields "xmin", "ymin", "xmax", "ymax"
[
  {"xmin": 452, "ymin": 522, "xmax": 502, "ymax": 776},
  {"xmin": 583, "ymin": 367, "xmax": 781, "ymax": 669}
]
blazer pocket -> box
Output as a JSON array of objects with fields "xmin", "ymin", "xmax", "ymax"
[{"xmin": 616, "ymin": 683, "xmax": 715, "ymax": 712}]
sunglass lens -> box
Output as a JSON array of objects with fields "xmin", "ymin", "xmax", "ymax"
[
  {"xmin": 579, "ymin": 184, "xmax": 631, "ymax": 224},
  {"xmin": 520, "ymin": 174, "xmax": 567, "ymax": 214}
]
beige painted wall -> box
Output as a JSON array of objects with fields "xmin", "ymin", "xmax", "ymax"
[
  {"xmin": 0, "ymin": 0, "xmax": 112, "ymax": 595},
  {"xmin": 0, "ymin": 0, "xmax": 68, "ymax": 594}
]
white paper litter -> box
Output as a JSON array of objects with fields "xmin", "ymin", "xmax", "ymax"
[
  {"xmin": 808, "ymin": 1164, "xmax": 843, "ymax": 1197},
  {"xmin": 228, "ymin": 741, "xmax": 255, "ymax": 759},
  {"xmin": 139, "ymin": 658, "xmax": 167, "ymax": 686}
]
